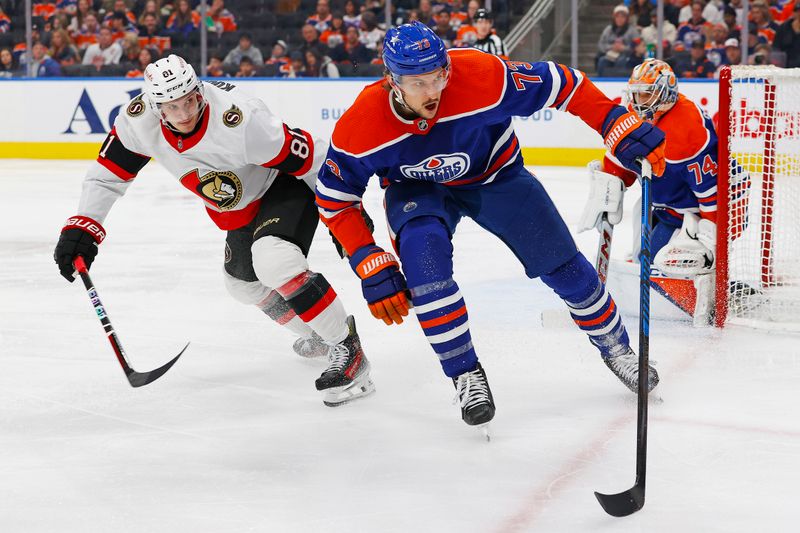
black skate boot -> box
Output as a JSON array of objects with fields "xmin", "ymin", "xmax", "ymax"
[
  {"xmin": 603, "ymin": 346, "xmax": 659, "ymax": 393},
  {"xmin": 292, "ymin": 331, "xmax": 328, "ymax": 359},
  {"xmin": 315, "ymin": 316, "xmax": 375, "ymax": 407},
  {"xmin": 453, "ymin": 363, "xmax": 495, "ymax": 432}
]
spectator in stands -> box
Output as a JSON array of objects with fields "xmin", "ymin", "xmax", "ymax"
[
  {"xmin": 50, "ymin": 28, "xmax": 80, "ymax": 67},
  {"xmin": 714, "ymin": 37, "xmax": 741, "ymax": 76},
  {"xmin": 33, "ymin": 1, "xmax": 58, "ymax": 22},
  {"xmin": 598, "ymin": 5, "xmax": 639, "ymax": 68},
  {"xmin": 124, "ymin": 45, "xmax": 155, "ymax": 77},
  {"xmin": 448, "ymin": 0, "xmax": 469, "ymax": 29},
  {"xmin": 680, "ymin": 38, "xmax": 716, "ymax": 77},
  {"xmin": 629, "ymin": 0, "xmax": 655, "ymax": 26},
  {"xmin": 343, "ymin": 24, "xmax": 374, "ymax": 67},
  {"xmin": 137, "ymin": 13, "xmax": 171, "ymax": 53},
  {"xmin": 223, "ymin": 31, "xmax": 263, "ymax": 66},
  {"xmin": 746, "ymin": 21, "xmax": 769, "ymax": 54},
  {"xmin": 74, "ymin": 11, "xmax": 100, "ymax": 50},
  {"xmin": 774, "ymin": 3, "xmax": 800, "ymax": 67},
  {"xmin": 722, "ymin": 6, "xmax": 742, "ymax": 40},
  {"xmin": 471, "ymin": 9, "xmax": 506, "ymax": 56},
  {"xmin": 751, "ymin": 1, "xmax": 779, "ymax": 43},
  {"xmin": 67, "ymin": 0, "xmax": 91, "ymax": 35},
  {"xmin": 343, "ymin": 0, "xmax": 362, "ymax": 29},
  {"xmin": 119, "ymin": 32, "xmax": 141, "ymax": 64},
  {"xmin": 300, "ymin": 23, "xmax": 326, "ymax": 57},
  {"xmin": 138, "ymin": 0, "xmax": 162, "ymax": 27},
  {"xmin": 0, "ymin": 7, "xmax": 10, "ymax": 34},
  {"xmin": 751, "ymin": 42, "xmax": 774, "ymax": 64},
  {"xmin": 103, "ymin": 0, "xmax": 136, "ymax": 26},
  {"xmin": 110, "ymin": 11, "xmax": 139, "ymax": 42},
  {"xmin": 287, "ymin": 50, "xmax": 305, "ymax": 77},
  {"xmin": 359, "ymin": 10, "xmax": 384, "ymax": 50},
  {"xmin": 679, "ymin": 0, "xmax": 722, "ymax": 25},
  {"xmin": 206, "ymin": 52, "xmax": 225, "ymax": 77},
  {"xmin": 626, "ymin": 36, "xmax": 648, "ymax": 68},
  {"xmin": 208, "ymin": 0, "xmax": 237, "ymax": 35},
  {"xmin": 0, "ymin": 47, "xmax": 19, "ymax": 78},
  {"xmin": 321, "ymin": 12, "xmax": 346, "ymax": 48},
  {"xmin": 417, "ymin": 0, "xmax": 434, "ymax": 26},
  {"xmin": 235, "ymin": 55, "xmax": 257, "ymax": 77},
  {"xmin": 304, "ymin": 47, "xmax": 339, "ymax": 78},
  {"xmin": 267, "ymin": 39, "xmax": 289, "ymax": 64},
  {"xmin": 307, "ymin": 0, "xmax": 333, "ymax": 33},
  {"xmin": 82, "ymin": 26, "xmax": 121, "ymax": 67},
  {"xmin": 31, "ymin": 41, "xmax": 62, "ymax": 76},
  {"xmin": 706, "ymin": 23, "xmax": 729, "ymax": 66},
  {"xmin": 165, "ymin": 0, "xmax": 200, "ymax": 39},
  {"xmin": 454, "ymin": 0, "xmax": 480, "ymax": 46},
  {"xmin": 676, "ymin": 1, "xmax": 712, "ymax": 49},
  {"xmin": 431, "ymin": 5, "xmax": 457, "ymax": 48},
  {"xmin": 640, "ymin": 11, "xmax": 677, "ymax": 45}
]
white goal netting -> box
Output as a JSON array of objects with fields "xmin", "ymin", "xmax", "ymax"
[{"xmin": 721, "ymin": 66, "xmax": 800, "ymax": 330}]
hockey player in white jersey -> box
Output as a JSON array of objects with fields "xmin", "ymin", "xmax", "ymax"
[{"xmin": 53, "ymin": 55, "xmax": 374, "ymax": 406}]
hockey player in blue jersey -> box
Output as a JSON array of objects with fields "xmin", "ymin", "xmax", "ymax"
[
  {"xmin": 315, "ymin": 21, "xmax": 664, "ymax": 431},
  {"xmin": 579, "ymin": 59, "xmax": 731, "ymax": 324}
]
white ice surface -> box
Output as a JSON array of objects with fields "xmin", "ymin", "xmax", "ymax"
[{"xmin": 1, "ymin": 160, "xmax": 799, "ymax": 532}]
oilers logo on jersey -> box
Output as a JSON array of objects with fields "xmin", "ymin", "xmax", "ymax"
[{"xmin": 400, "ymin": 153, "xmax": 470, "ymax": 183}]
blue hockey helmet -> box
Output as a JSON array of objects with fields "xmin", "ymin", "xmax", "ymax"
[{"xmin": 383, "ymin": 21, "xmax": 449, "ymax": 78}]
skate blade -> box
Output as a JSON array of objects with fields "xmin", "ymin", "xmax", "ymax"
[
  {"xmin": 322, "ymin": 377, "xmax": 376, "ymax": 407},
  {"xmin": 475, "ymin": 423, "xmax": 491, "ymax": 442}
]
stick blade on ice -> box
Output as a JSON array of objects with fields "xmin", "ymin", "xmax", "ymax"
[{"xmin": 594, "ymin": 484, "xmax": 644, "ymax": 517}]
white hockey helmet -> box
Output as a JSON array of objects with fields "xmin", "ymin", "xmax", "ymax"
[{"xmin": 143, "ymin": 54, "xmax": 205, "ymax": 119}]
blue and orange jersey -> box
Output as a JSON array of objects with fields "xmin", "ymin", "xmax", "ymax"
[
  {"xmin": 604, "ymin": 94, "xmax": 718, "ymax": 226},
  {"xmin": 316, "ymin": 48, "xmax": 619, "ymax": 255},
  {"xmin": 0, "ymin": 13, "xmax": 11, "ymax": 33},
  {"xmin": 32, "ymin": 1, "xmax": 57, "ymax": 20}
]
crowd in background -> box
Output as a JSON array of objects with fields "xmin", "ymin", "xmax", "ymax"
[
  {"xmin": 0, "ymin": 0, "xmax": 509, "ymax": 78},
  {"xmin": 596, "ymin": 0, "xmax": 800, "ymax": 77}
]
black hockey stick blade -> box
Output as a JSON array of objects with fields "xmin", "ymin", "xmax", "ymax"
[
  {"xmin": 594, "ymin": 484, "xmax": 644, "ymax": 517},
  {"xmin": 125, "ymin": 342, "xmax": 189, "ymax": 387}
]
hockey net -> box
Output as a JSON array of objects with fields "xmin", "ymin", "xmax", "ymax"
[{"xmin": 716, "ymin": 66, "xmax": 800, "ymax": 330}]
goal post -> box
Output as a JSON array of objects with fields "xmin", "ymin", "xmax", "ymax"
[{"xmin": 716, "ymin": 65, "xmax": 800, "ymax": 330}]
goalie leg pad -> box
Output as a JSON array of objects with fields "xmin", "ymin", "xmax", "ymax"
[{"xmin": 653, "ymin": 213, "xmax": 715, "ymax": 277}]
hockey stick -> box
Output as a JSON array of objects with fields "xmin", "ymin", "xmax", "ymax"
[
  {"xmin": 73, "ymin": 256, "xmax": 188, "ymax": 388},
  {"xmin": 595, "ymin": 213, "xmax": 614, "ymax": 284},
  {"xmin": 594, "ymin": 159, "xmax": 653, "ymax": 517}
]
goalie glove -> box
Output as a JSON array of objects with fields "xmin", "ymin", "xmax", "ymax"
[
  {"xmin": 653, "ymin": 213, "xmax": 716, "ymax": 277},
  {"xmin": 578, "ymin": 160, "xmax": 626, "ymax": 233}
]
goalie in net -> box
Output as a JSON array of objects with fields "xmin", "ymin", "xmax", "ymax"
[{"xmin": 580, "ymin": 59, "xmax": 746, "ymax": 326}]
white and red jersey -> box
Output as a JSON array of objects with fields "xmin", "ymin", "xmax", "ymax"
[{"xmin": 77, "ymin": 81, "xmax": 325, "ymax": 231}]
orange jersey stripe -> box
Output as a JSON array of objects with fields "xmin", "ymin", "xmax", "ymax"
[{"xmin": 418, "ymin": 305, "xmax": 467, "ymax": 329}]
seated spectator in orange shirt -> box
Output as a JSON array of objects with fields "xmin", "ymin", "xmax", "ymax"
[
  {"xmin": 321, "ymin": 12, "xmax": 346, "ymax": 47},
  {"xmin": 166, "ymin": 0, "xmax": 201, "ymax": 39},
  {"xmin": 74, "ymin": 11, "xmax": 100, "ymax": 50},
  {"xmin": 124, "ymin": 46, "xmax": 157, "ymax": 78},
  {"xmin": 110, "ymin": 11, "xmax": 139, "ymax": 42},
  {"xmin": 32, "ymin": 1, "xmax": 57, "ymax": 22},
  {"xmin": 449, "ymin": 0, "xmax": 469, "ymax": 29},
  {"xmin": 138, "ymin": 13, "xmax": 171, "ymax": 53},
  {"xmin": 750, "ymin": 2, "xmax": 779, "ymax": 43},
  {"xmin": 209, "ymin": 0, "xmax": 237, "ymax": 34},
  {"xmin": 307, "ymin": 0, "xmax": 333, "ymax": 33}
]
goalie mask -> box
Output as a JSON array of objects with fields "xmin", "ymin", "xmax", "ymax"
[
  {"xmin": 143, "ymin": 54, "xmax": 206, "ymax": 130},
  {"xmin": 625, "ymin": 59, "xmax": 678, "ymax": 123}
]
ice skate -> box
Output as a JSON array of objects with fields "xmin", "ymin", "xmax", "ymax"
[
  {"xmin": 603, "ymin": 347, "xmax": 659, "ymax": 393},
  {"xmin": 453, "ymin": 363, "xmax": 495, "ymax": 439},
  {"xmin": 315, "ymin": 316, "xmax": 375, "ymax": 407},
  {"xmin": 292, "ymin": 331, "xmax": 328, "ymax": 359}
]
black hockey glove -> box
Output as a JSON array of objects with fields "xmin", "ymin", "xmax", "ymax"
[
  {"xmin": 54, "ymin": 215, "xmax": 106, "ymax": 282},
  {"xmin": 329, "ymin": 207, "xmax": 374, "ymax": 259}
]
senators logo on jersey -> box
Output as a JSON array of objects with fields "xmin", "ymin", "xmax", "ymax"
[
  {"xmin": 180, "ymin": 169, "xmax": 243, "ymax": 211},
  {"xmin": 126, "ymin": 94, "xmax": 146, "ymax": 118},
  {"xmin": 223, "ymin": 104, "xmax": 243, "ymax": 128}
]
